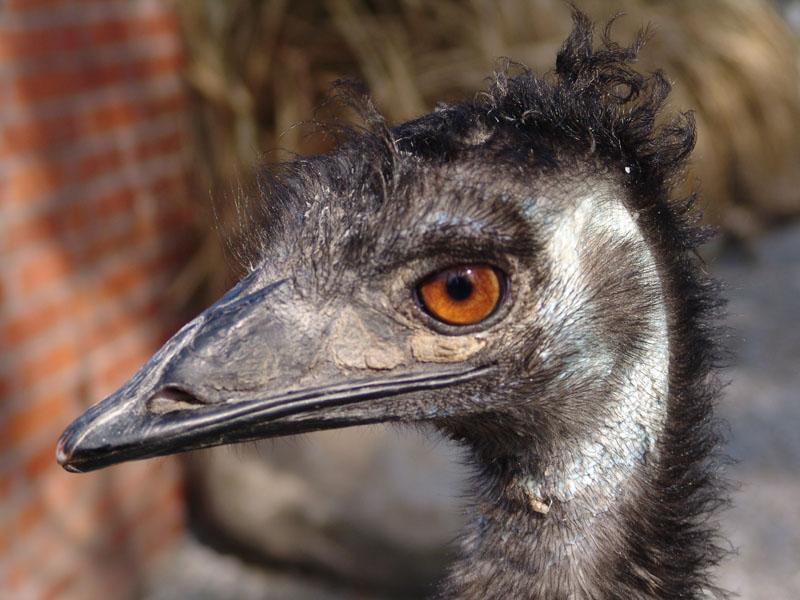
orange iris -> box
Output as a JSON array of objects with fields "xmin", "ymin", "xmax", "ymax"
[{"xmin": 418, "ymin": 264, "xmax": 503, "ymax": 326}]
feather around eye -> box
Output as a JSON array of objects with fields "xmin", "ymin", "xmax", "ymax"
[{"xmin": 417, "ymin": 265, "xmax": 504, "ymax": 326}]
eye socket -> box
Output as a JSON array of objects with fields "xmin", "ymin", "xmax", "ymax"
[{"xmin": 416, "ymin": 264, "xmax": 506, "ymax": 326}]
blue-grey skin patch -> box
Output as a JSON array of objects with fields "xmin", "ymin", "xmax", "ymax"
[
  {"xmin": 521, "ymin": 196, "xmax": 540, "ymax": 220},
  {"xmin": 429, "ymin": 212, "xmax": 489, "ymax": 234}
]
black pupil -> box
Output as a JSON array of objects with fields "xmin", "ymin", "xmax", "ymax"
[{"xmin": 446, "ymin": 272, "xmax": 473, "ymax": 301}]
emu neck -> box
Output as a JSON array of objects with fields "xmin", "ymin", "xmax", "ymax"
[
  {"xmin": 439, "ymin": 194, "xmax": 674, "ymax": 599},
  {"xmin": 440, "ymin": 343, "xmax": 670, "ymax": 599}
]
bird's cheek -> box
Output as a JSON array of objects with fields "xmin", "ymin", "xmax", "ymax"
[
  {"xmin": 409, "ymin": 333, "xmax": 486, "ymax": 363},
  {"xmin": 326, "ymin": 305, "xmax": 407, "ymax": 371}
]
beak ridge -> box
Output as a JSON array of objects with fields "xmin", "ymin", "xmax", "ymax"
[{"xmin": 56, "ymin": 275, "xmax": 495, "ymax": 473}]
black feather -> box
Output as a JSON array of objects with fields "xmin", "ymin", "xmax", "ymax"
[{"xmin": 229, "ymin": 10, "xmax": 729, "ymax": 599}]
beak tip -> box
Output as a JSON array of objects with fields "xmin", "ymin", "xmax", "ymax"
[{"xmin": 55, "ymin": 430, "xmax": 83, "ymax": 473}]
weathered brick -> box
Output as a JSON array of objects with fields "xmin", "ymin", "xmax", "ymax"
[
  {"xmin": 109, "ymin": 475, "xmax": 185, "ymax": 549},
  {"xmin": 1, "ymin": 211, "xmax": 60, "ymax": 254},
  {"xmin": 0, "ymin": 298, "xmax": 73, "ymax": 347},
  {"xmin": 0, "ymin": 15, "xmax": 179, "ymax": 60},
  {"xmin": 2, "ymin": 5, "xmax": 191, "ymax": 598},
  {"xmin": 3, "ymin": 392, "xmax": 71, "ymax": 451},
  {"xmin": 96, "ymin": 246, "xmax": 186, "ymax": 302},
  {"xmin": 5, "ymin": 564, "xmax": 26, "ymax": 593},
  {"xmin": 86, "ymin": 93, "xmax": 187, "ymax": 136},
  {"xmin": 96, "ymin": 342, "xmax": 159, "ymax": 391},
  {"xmin": 0, "ymin": 116, "xmax": 80, "ymax": 156},
  {"xmin": 84, "ymin": 211, "xmax": 186, "ymax": 266},
  {"xmin": 13, "ymin": 54, "xmax": 184, "ymax": 104},
  {"xmin": 17, "ymin": 250, "xmax": 74, "ymax": 296},
  {"xmin": 78, "ymin": 148, "xmax": 124, "ymax": 181},
  {"xmin": 0, "ymin": 93, "xmax": 187, "ymax": 159},
  {"xmin": 41, "ymin": 571, "xmax": 79, "ymax": 600},
  {"xmin": 17, "ymin": 489, "xmax": 46, "ymax": 534},
  {"xmin": 24, "ymin": 441, "xmax": 62, "ymax": 483},
  {"xmin": 18, "ymin": 339, "xmax": 80, "ymax": 388},
  {"xmin": 78, "ymin": 131, "xmax": 188, "ymax": 183},
  {"xmin": 134, "ymin": 130, "xmax": 188, "ymax": 162},
  {"xmin": 39, "ymin": 468, "xmax": 82, "ymax": 510},
  {"xmin": 7, "ymin": 161, "xmax": 68, "ymax": 202}
]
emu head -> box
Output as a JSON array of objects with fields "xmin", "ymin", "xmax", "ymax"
[{"xmin": 57, "ymin": 16, "xmax": 698, "ymax": 477}]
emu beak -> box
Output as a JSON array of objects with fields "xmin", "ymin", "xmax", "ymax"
[{"xmin": 56, "ymin": 273, "xmax": 489, "ymax": 473}]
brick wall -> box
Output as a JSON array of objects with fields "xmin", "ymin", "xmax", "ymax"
[{"xmin": 1, "ymin": 2, "xmax": 193, "ymax": 598}]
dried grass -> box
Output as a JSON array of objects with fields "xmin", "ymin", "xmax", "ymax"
[{"xmin": 174, "ymin": 0, "xmax": 800, "ymax": 305}]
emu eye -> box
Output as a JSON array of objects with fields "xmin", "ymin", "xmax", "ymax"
[{"xmin": 417, "ymin": 264, "xmax": 505, "ymax": 326}]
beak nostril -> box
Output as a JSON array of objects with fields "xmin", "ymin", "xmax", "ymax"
[{"xmin": 148, "ymin": 387, "xmax": 207, "ymax": 414}]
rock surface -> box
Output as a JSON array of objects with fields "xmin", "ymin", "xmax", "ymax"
[
  {"xmin": 713, "ymin": 225, "xmax": 800, "ymax": 599},
  {"xmin": 144, "ymin": 224, "xmax": 800, "ymax": 600}
]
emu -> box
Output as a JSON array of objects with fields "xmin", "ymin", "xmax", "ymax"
[{"xmin": 57, "ymin": 13, "xmax": 726, "ymax": 599}]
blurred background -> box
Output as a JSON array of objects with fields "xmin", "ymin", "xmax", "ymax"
[{"xmin": 1, "ymin": 0, "xmax": 798, "ymax": 598}]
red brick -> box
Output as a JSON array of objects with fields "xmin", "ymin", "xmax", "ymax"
[
  {"xmin": 14, "ymin": 53, "xmax": 184, "ymax": 104},
  {"xmin": 5, "ymin": 563, "xmax": 26, "ymax": 592},
  {"xmin": 90, "ymin": 14, "xmax": 180, "ymax": 47},
  {"xmin": 78, "ymin": 130, "xmax": 187, "ymax": 183},
  {"xmin": 109, "ymin": 477, "xmax": 184, "ymax": 547},
  {"xmin": 18, "ymin": 250, "xmax": 74, "ymax": 295},
  {"xmin": 78, "ymin": 148, "xmax": 123, "ymax": 181},
  {"xmin": 82, "ymin": 297, "xmax": 162, "ymax": 359},
  {"xmin": 4, "ymin": 0, "xmax": 108, "ymax": 9},
  {"xmin": 133, "ymin": 130, "xmax": 188, "ymax": 162},
  {"xmin": 2, "ymin": 210, "xmax": 60, "ymax": 253},
  {"xmin": 87, "ymin": 96, "xmax": 155, "ymax": 133},
  {"xmin": 97, "ymin": 261, "xmax": 154, "ymax": 303},
  {"xmin": 41, "ymin": 570, "xmax": 80, "ymax": 600},
  {"xmin": 94, "ymin": 462, "xmax": 161, "ymax": 522},
  {"xmin": 0, "ymin": 93, "xmax": 187, "ymax": 159},
  {"xmin": 143, "ymin": 508, "xmax": 184, "ymax": 557},
  {"xmin": 0, "ymin": 25, "xmax": 81, "ymax": 59},
  {"xmin": 92, "ymin": 173, "xmax": 185, "ymax": 219},
  {"xmin": 3, "ymin": 391, "xmax": 71, "ymax": 451},
  {"xmin": 95, "ymin": 246, "xmax": 186, "ymax": 303},
  {"xmin": 0, "ymin": 115, "xmax": 80, "ymax": 156},
  {"xmin": 84, "ymin": 208, "xmax": 188, "ymax": 266},
  {"xmin": 0, "ymin": 15, "xmax": 179, "ymax": 60},
  {"xmin": 94, "ymin": 187, "xmax": 136, "ymax": 220},
  {"xmin": 5, "ymin": 182, "xmax": 188, "ymax": 261},
  {"xmin": 96, "ymin": 343, "xmax": 156, "ymax": 391},
  {"xmin": 150, "ymin": 172, "xmax": 189, "ymax": 196},
  {"xmin": 7, "ymin": 161, "xmax": 67, "ymax": 202},
  {"xmin": 17, "ymin": 491, "xmax": 46, "ymax": 534},
  {"xmin": 1, "ymin": 8, "xmax": 191, "ymax": 596},
  {"xmin": 24, "ymin": 440, "xmax": 61, "ymax": 482},
  {"xmin": 0, "ymin": 473, "xmax": 11, "ymax": 500},
  {"xmin": 43, "ymin": 484, "xmax": 96, "ymax": 546},
  {"xmin": 18, "ymin": 339, "xmax": 80, "ymax": 388},
  {"xmin": 39, "ymin": 469, "xmax": 82, "ymax": 510},
  {"xmin": 0, "ymin": 298, "xmax": 73, "ymax": 346}
]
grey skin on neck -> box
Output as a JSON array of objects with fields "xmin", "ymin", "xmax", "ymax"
[{"xmin": 437, "ymin": 191, "xmax": 671, "ymax": 600}]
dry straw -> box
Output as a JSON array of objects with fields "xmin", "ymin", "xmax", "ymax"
[{"xmin": 174, "ymin": 0, "xmax": 800, "ymax": 306}]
